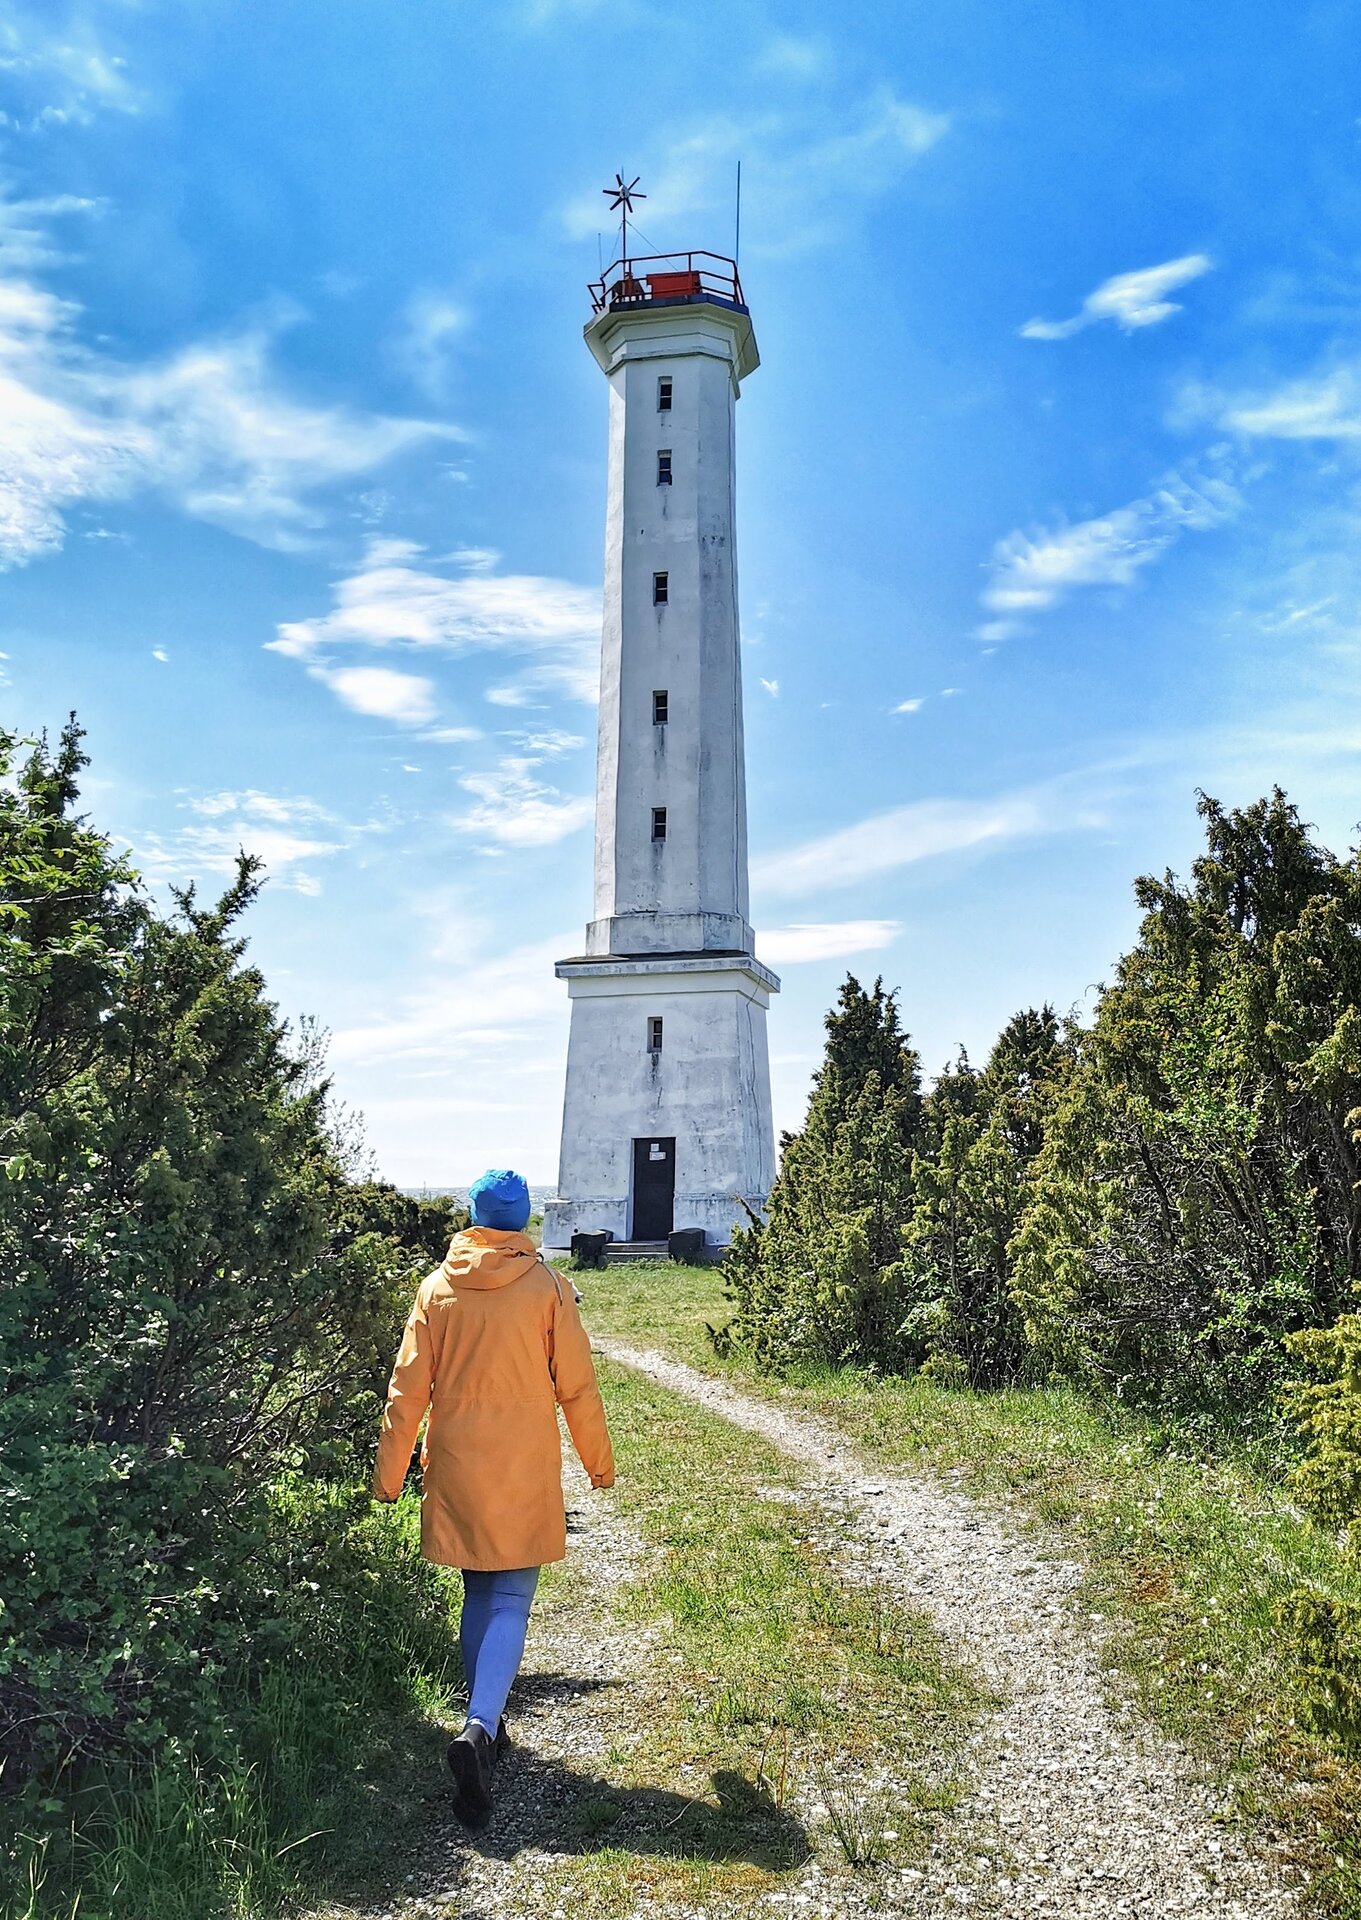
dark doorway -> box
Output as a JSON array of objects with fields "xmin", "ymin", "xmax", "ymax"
[{"xmin": 631, "ymin": 1137, "xmax": 676, "ymax": 1242}]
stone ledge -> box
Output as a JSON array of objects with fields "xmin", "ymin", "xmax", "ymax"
[{"xmin": 555, "ymin": 950, "xmax": 781, "ymax": 997}]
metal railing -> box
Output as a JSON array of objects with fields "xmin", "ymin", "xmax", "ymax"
[{"xmin": 588, "ymin": 251, "xmax": 745, "ymax": 315}]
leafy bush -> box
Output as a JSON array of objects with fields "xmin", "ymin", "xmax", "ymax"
[
  {"xmin": 897, "ymin": 1009, "xmax": 1072, "ymax": 1388},
  {"xmin": 1014, "ymin": 791, "xmax": 1360, "ymax": 1427},
  {"xmin": 723, "ymin": 989, "xmax": 1070, "ymax": 1388},
  {"xmin": 0, "ymin": 721, "xmax": 459, "ymax": 1908},
  {"xmin": 1275, "ymin": 1315, "xmax": 1361, "ymax": 1749},
  {"xmin": 730, "ymin": 792, "xmax": 1361, "ymax": 1438},
  {"xmin": 1284, "ymin": 1314, "xmax": 1361, "ymax": 1546},
  {"xmin": 723, "ymin": 979, "xmax": 923, "ymax": 1368}
]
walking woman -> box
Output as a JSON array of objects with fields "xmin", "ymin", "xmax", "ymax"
[{"xmin": 372, "ymin": 1168, "xmax": 615, "ymax": 1827}]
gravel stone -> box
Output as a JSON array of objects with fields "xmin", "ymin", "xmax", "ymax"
[{"xmin": 598, "ymin": 1342, "xmax": 1303, "ymax": 1920}]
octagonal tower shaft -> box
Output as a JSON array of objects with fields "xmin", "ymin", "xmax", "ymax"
[
  {"xmin": 543, "ymin": 273, "xmax": 776, "ymax": 1257},
  {"xmin": 585, "ymin": 299, "xmax": 759, "ymax": 958}
]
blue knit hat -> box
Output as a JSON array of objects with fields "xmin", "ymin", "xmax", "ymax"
[{"xmin": 468, "ymin": 1168, "xmax": 531, "ymax": 1232}]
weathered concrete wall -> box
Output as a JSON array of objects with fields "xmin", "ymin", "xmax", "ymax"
[
  {"xmin": 586, "ymin": 305, "xmax": 753, "ymax": 958},
  {"xmin": 543, "ymin": 956, "xmax": 777, "ymax": 1251}
]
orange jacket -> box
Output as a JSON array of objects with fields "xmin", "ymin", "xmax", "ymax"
[{"xmin": 372, "ymin": 1228, "xmax": 615, "ymax": 1570}]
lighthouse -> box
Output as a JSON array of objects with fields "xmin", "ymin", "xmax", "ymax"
[{"xmin": 542, "ymin": 240, "xmax": 779, "ymax": 1255}]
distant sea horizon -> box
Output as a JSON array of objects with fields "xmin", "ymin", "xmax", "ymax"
[{"xmin": 401, "ymin": 1186, "xmax": 557, "ymax": 1208}]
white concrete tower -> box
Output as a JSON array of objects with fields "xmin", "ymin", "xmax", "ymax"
[{"xmin": 543, "ymin": 250, "xmax": 779, "ymax": 1253}]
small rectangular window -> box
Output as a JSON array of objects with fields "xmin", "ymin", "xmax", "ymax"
[
  {"xmin": 647, "ymin": 1016, "xmax": 664, "ymax": 1053},
  {"xmin": 653, "ymin": 689, "xmax": 668, "ymax": 725},
  {"xmin": 657, "ymin": 449, "xmax": 672, "ymax": 486},
  {"xmin": 653, "ymin": 571, "xmax": 668, "ymax": 605},
  {"xmin": 651, "ymin": 807, "xmax": 667, "ymax": 841},
  {"xmin": 658, "ymin": 377, "xmax": 672, "ymax": 411}
]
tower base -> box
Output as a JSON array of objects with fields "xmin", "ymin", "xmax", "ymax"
[{"xmin": 543, "ymin": 952, "xmax": 779, "ymax": 1255}]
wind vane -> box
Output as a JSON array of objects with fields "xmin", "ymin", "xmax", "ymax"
[{"xmin": 603, "ymin": 172, "xmax": 644, "ymax": 261}]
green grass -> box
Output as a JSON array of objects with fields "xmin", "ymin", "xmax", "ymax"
[
  {"xmin": 2, "ymin": 1494, "xmax": 464, "ymax": 1920},
  {"xmin": 534, "ymin": 1357, "xmax": 990, "ymax": 1914},
  {"xmin": 579, "ymin": 1259, "xmax": 1361, "ymax": 1914}
]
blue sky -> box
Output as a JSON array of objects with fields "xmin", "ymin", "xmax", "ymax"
[{"xmin": 9, "ymin": 0, "xmax": 1361, "ymax": 1184}]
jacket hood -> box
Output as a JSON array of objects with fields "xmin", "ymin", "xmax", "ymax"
[{"xmin": 441, "ymin": 1226, "xmax": 541, "ymax": 1290}]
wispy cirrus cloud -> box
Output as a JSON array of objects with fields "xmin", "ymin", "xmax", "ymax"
[
  {"xmin": 562, "ymin": 88, "xmax": 949, "ymax": 259},
  {"xmin": 0, "ymin": 190, "xmax": 100, "ymax": 272},
  {"xmin": 331, "ymin": 926, "xmax": 571, "ymax": 1070},
  {"xmin": 0, "ymin": 5, "xmax": 141, "ymax": 128},
  {"xmin": 1021, "ymin": 254, "xmax": 1212, "ymax": 341},
  {"xmin": 752, "ymin": 785, "xmax": 1097, "ymax": 899},
  {"xmin": 136, "ymin": 790, "xmax": 364, "ymax": 897},
  {"xmin": 508, "ymin": 727, "xmax": 585, "ymax": 755},
  {"xmin": 978, "ymin": 460, "xmax": 1241, "ymax": 641},
  {"xmin": 1192, "ymin": 362, "xmax": 1361, "ymax": 441},
  {"xmin": 0, "ymin": 272, "xmax": 446, "ymax": 566},
  {"xmin": 270, "ymin": 537, "xmax": 601, "ymax": 706},
  {"xmin": 758, "ymin": 919, "xmax": 900, "ymax": 964},
  {"xmin": 753, "ymin": 34, "xmax": 833, "ymax": 81},
  {"xmin": 453, "ymin": 755, "xmax": 593, "ymax": 849},
  {"xmin": 328, "ymin": 922, "xmax": 575, "ymax": 1181},
  {"xmin": 389, "ymin": 290, "xmax": 467, "ymax": 403}
]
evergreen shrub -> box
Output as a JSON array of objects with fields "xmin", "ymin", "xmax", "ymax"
[{"xmin": 0, "ymin": 722, "xmax": 459, "ymax": 1904}]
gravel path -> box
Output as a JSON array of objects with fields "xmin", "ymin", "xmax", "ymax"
[
  {"xmin": 318, "ymin": 1447, "xmax": 662, "ymax": 1920},
  {"xmin": 599, "ymin": 1340, "xmax": 1303, "ymax": 1920}
]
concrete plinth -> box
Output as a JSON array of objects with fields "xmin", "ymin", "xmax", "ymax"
[{"xmin": 542, "ymin": 953, "xmax": 777, "ymax": 1254}]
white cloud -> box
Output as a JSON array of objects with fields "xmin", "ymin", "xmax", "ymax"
[
  {"xmin": 1215, "ymin": 366, "xmax": 1361, "ymax": 441},
  {"xmin": 752, "ymin": 787, "xmax": 1090, "ymax": 898},
  {"xmin": 333, "ymin": 937, "xmax": 566, "ymax": 1068},
  {"xmin": 186, "ymin": 791, "xmax": 340, "ymax": 825},
  {"xmin": 390, "ymin": 291, "xmax": 466, "ymax": 402},
  {"xmin": 979, "ymin": 462, "xmax": 1241, "ymax": 636},
  {"xmin": 760, "ymin": 677, "xmax": 780, "ymax": 696},
  {"xmin": 0, "ymin": 277, "xmax": 446, "ymax": 566},
  {"xmin": 270, "ymin": 537, "xmax": 600, "ymax": 704},
  {"xmin": 422, "ymin": 724, "xmax": 484, "ymax": 744},
  {"xmin": 151, "ymin": 647, "xmax": 168, "ymax": 663},
  {"xmin": 754, "ymin": 34, "xmax": 832, "ymax": 80},
  {"xmin": 137, "ymin": 790, "xmax": 354, "ymax": 896},
  {"xmin": 562, "ymin": 88, "xmax": 949, "ymax": 259},
  {"xmin": 448, "ymin": 544, "xmax": 500, "ymax": 573},
  {"xmin": 510, "ymin": 727, "xmax": 586, "ymax": 755},
  {"xmin": 311, "ymin": 663, "xmax": 439, "ymax": 727},
  {"xmin": 328, "ymin": 925, "xmax": 575, "ymax": 1181},
  {"xmin": 329, "ymin": 920, "xmax": 568, "ymax": 1070},
  {"xmin": 454, "ymin": 757, "xmax": 593, "ymax": 847},
  {"xmin": 0, "ymin": 190, "xmax": 99, "ymax": 272},
  {"xmin": 1022, "ymin": 254, "xmax": 1212, "ymax": 342},
  {"xmin": 892, "ymin": 697, "xmax": 923, "ymax": 714},
  {"xmin": 0, "ymin": 7, "xmax": 141, "ymax": 127},
  {"xmin": 758, "ymin": 919, "xmax": 900, "ymax": 964}
]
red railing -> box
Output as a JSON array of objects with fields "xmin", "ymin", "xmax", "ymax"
[{"xmin": 589, "ymin": 251, "xmax": 745, "ymax": 315}]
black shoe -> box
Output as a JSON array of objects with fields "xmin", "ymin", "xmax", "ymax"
[
  {"xmin": 446, "ymin": 1721, "xmax": 496, "ymax": 1827},
  {"xmin": 495, "ymin": 1718, "xmax": 511, "ymax": 1769}
]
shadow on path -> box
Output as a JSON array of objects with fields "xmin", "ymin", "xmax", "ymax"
[
  {"xmin": 333, "ymin": 1672, "xmax": 811, "ymax": 1918},
  {"xmin": 469, "ymin": 1748, "xmax": 809, "ymax": 1870}
]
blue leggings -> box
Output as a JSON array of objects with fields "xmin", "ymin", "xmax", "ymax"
[{"xmin": 460, "ymin": 1566, "xmax": 540, "ymax": 1734}]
